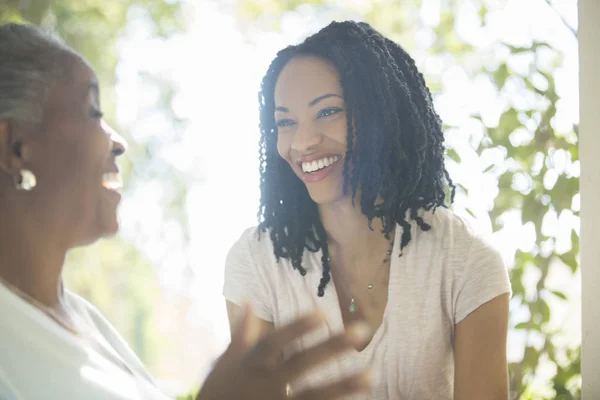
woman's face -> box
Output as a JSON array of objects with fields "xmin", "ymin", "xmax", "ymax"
[
  {"xmin": 274, "ymin": 55, "xmax": 348, "ymax": 205},
  {"xmin": 2, "ymin": 53, "xmax": 127, "ymax": 247}
]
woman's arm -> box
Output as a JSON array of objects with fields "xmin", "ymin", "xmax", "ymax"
[
  {"xmin": 226, "ymin": 300, "xmax": 275, "ymax": 338},
  {"xmin": 454, "ymin": 293, "xmax": 510, "ymax": 400}
]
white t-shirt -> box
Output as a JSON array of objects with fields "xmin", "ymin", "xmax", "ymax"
[
  {"xmin": 0, "ymin": 283, "xmax": 171, "ymax": 400},
  {"xmin": 223, "ymin": 207, "xmax": 512, "ymax": 400}
]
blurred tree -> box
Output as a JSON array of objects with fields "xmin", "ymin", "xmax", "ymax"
[
  {"xmin": 233, "ymin": 0, "xmax": 581, "ymax": 398},
  {"xmin": 0, "ymin": 0, "xmax": 188, "ymax": 371}
]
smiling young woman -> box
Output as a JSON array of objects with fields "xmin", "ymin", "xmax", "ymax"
[{"xmin": 224, "ymin": 20, "xmax": 512, "ymax": 400}]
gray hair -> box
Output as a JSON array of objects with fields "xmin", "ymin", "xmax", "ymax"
[{"xmin": 0, "ymin": 23, "xmax": 74, "ymax": 128}]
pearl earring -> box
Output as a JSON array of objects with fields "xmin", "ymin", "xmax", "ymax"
[{"xmin": 14, "ymin": 169, "xmax": 36, "ymax": 191}]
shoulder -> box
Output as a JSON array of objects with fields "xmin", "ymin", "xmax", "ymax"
[
  {"xmin": 233, "ymin": 225, "xmax": 272, "ymax": 246},
  {"xmin": 417, "ymin": 206, "xmax": 482, "ymax": 250},
  {"xmin": 64, "ymin": 291, "xmax": 108, "ymax": 329},
  {"xmin": 223, "ymin": 226, "xmax": 282, "ymax": 320},
  {"xmin": 226, "ymin": 225, "xmax": 277, "ymax": 264},
  {"xmin": 64, "ymin": 291, "xmax": 127, "ymax": 350},
  {"xmin": 416, "ymin": 207, "xmax": 507, "ymax": 280}
]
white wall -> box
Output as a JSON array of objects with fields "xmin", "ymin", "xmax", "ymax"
[{"xmin": 579, "ymin": 0, "xmax": 599, "ymax": 397}]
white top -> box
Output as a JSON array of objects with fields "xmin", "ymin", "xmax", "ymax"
[
  {"xmin": 223, "ymin": 207, "xmax": 512, "ymax": 400},
  {"xmin": 0, "ymin": 282, "xmax": 170, "ymax": 400}
]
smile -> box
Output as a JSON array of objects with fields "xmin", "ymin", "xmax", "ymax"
[
  {"xmin": 301, "ymin": 155, "xmax": 341, "ymax": 173},
  {"xmin": 102, "ymin": 172, "xmax": 123, "ymax": 190}
]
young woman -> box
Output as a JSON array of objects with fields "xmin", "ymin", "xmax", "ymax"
[{"xmin": 224, "ymin": 20, "xmax": 511, "ymax": 399}]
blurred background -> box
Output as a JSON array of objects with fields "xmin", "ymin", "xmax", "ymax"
[{"xmin": 0, "ymin": 0, "xmax": 580, "ymax": 398}]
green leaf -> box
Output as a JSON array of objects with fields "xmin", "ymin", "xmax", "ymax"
[
  {"xmin": 521, "ymin": 193, "xmax": 542, "ymax": 225},
  {"xmin": 493, "ymin": 63, "xmax": 510, "ymax": 90},
  {"xmin": 551, "ymin": 290, "xmax": 568, "ymax": 301},
  {"xmin": 478, "ymin": 3, "xmax": 487, "ymax": 25},
  {"xmin": 515, "ymin": 322, "xmax": 529, "ymax": 330},
  {"xmin": 539, "ymin": 298, "xmax": 551, "ymax": 324},
  {"xmin": 489, "ymin": 108, "xmax": 521, "ymax": 145},
  {"xmin": 559, "ymin": 250, "xmax": 576, "ymax": 270},
  {"xmin": 523, "ymin": 346, "xmax": 541, "ymax": 368},
  {"xmin": 446, "ymin": 148, "xmax": 461, "ymax": 163}
]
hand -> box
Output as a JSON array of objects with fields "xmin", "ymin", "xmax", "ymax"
[{"xmin": 196, "ymin": 304, "xmax": 372, "ymax": 400}]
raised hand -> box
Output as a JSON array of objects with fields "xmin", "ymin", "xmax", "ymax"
[{"xmin": 196, "ymin": 304, "xmax": 371, "ymax": 400}]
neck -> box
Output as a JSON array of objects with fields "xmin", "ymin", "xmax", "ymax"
[
  {"xmin": 0, "ymin": 209, "xmax": 68, "ymax": 309},
  {"xmin": 318, "ymin": 195, "xmax": 390, "ymax": 255}
]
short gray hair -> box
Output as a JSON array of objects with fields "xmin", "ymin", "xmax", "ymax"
[{"xmin": 0, "ymin": 23, "xmax": 74, "ymax": 128}]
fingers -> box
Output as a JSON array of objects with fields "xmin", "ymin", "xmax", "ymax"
[
  {"xmin": 292, "ymin": 371, "xmax": 372, "ymax": 400},
  {"xmin": 243, "ymin": 311, "xmax": 323, "ymax": 368},
  {"xmin": 281, "ymin": 322, "xmax": 371, "ymax": 381}
]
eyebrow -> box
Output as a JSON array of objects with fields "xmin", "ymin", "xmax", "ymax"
[{"xmin": 275, "ymin": 93, "xmax": 343, "ymax": 113}]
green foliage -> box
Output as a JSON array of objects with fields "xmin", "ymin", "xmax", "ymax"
[
  {"xmin": 235, "ymin": 0, "xmax": 580, "ymax": 398},
  {"xmin": 175, "ymin": 391, "xmax": 197, "ymax": 400}
]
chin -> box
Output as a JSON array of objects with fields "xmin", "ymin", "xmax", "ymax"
[
  {"xmin": 72, "ymin": 233, "xmax": 103, "ymax": 249},
  {"xmin": 77, "ymin": 220, "xmax": 118, "ymax": 248},
  {"xmin": 306, "ymin": 188, "xmax": 346, "ymax": 205},
  {"xmin": 98, "ymin": 200, "xmax": 121, "ymax": 236},
  {"xmin": 300, "ymin": 175, "xmax": 345, "ymax": 204},
  {"xmin": 100, "ymin": 216, "xmax": 120, "ymax": 238},
  {"xmin": 75, "ymin": 223, "xmax": 117, "ymax": 246}
]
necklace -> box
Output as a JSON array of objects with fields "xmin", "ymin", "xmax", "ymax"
[{"xmin": 330, "ymin": 237, "xmax": 394, "ymax": 314}]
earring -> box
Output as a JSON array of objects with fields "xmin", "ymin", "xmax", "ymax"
[{"xmin": 14, "ymin": 169, "xmax": 36, "ymax": 191}]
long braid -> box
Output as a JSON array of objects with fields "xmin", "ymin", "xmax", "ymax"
[
  {"xmin": 315, "ymin": 219, "xmax": 331, "ymax": 297},
  {"xmin": 257, "ymin": 21, "xmax": 455, "ymax": 296}
]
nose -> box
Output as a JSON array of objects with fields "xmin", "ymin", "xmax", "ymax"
[
  {"xmin": 291, "ymin": 123, "xmax": 324, "ymax": 153},
  {"xmin": 110, "ymin": 131, "xmax": 127, "ymax": 156},
  {"xmin": 102, "ymin": 120, "xmax": 128, "ymax": 156}
]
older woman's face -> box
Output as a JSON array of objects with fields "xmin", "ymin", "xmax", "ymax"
[{"xmin": 24, "ymin": 54, "xmax": 127, "ymax": 247}]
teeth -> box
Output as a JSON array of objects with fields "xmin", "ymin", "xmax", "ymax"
[
  {"xmin": 102, "ymin": 173, "xmax": 123, "ymax": 190},
  {"xmin": 302, "ymin": 156, "xmax": 340, "ymax": 173}
]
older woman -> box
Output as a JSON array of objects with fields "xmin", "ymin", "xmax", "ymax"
[{"xmin": 0, "ymin": 23, "xmax": 371, "ymax": 400}]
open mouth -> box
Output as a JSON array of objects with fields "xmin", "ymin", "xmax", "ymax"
[
  {"xmin": 301, "ymin": 155, "xmax": 341, "ymax": 174},
  {"xmin": 102, "ymin": 172, "xmax": 123, "ymax": 191}
]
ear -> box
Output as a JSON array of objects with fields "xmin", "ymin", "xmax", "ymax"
[{"xmin": 0, "ymin": 120, "xmax": 26, "ymax": 175}]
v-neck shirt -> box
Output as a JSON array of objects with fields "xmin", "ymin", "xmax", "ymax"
[{"xmin": 223, "ymin": 207, "xmax": 511, "ymax": 399}]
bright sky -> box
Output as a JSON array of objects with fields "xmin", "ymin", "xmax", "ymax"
[{"xmin": 113, "ymin": 0, "xmax": 579, "ymax": 394}]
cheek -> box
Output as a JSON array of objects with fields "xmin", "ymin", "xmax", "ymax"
[
  {"xmin": 324, "ymin": 118, "xmax": 349, "ymax": 148},
  {"xmin": 276, "ymin": 133, "xmax": 292, "ymax": 161},
  {"xmin": 72, "ymin": 133, "xmax": 108, "ymax": 177},
  {"xmin": 58, "ymin": 128, "xmax": 109, "ymax": 202}
]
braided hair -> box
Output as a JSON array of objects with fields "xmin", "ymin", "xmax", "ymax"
[{"xmin": 257, "ymin": 21, "xmax": 455, "ymax": 296}]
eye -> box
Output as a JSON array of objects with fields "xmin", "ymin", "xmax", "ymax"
[
  {"xmin": 318, "ymin": 107, "xmax": 343, "ymax": 118},
  {"xmin": 91, "ymin": 108, "xmax": 104, "ymax": 119},
  {"xmin": 276, "ymin": 118, "xmax": 295, "ymax": 128}
]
